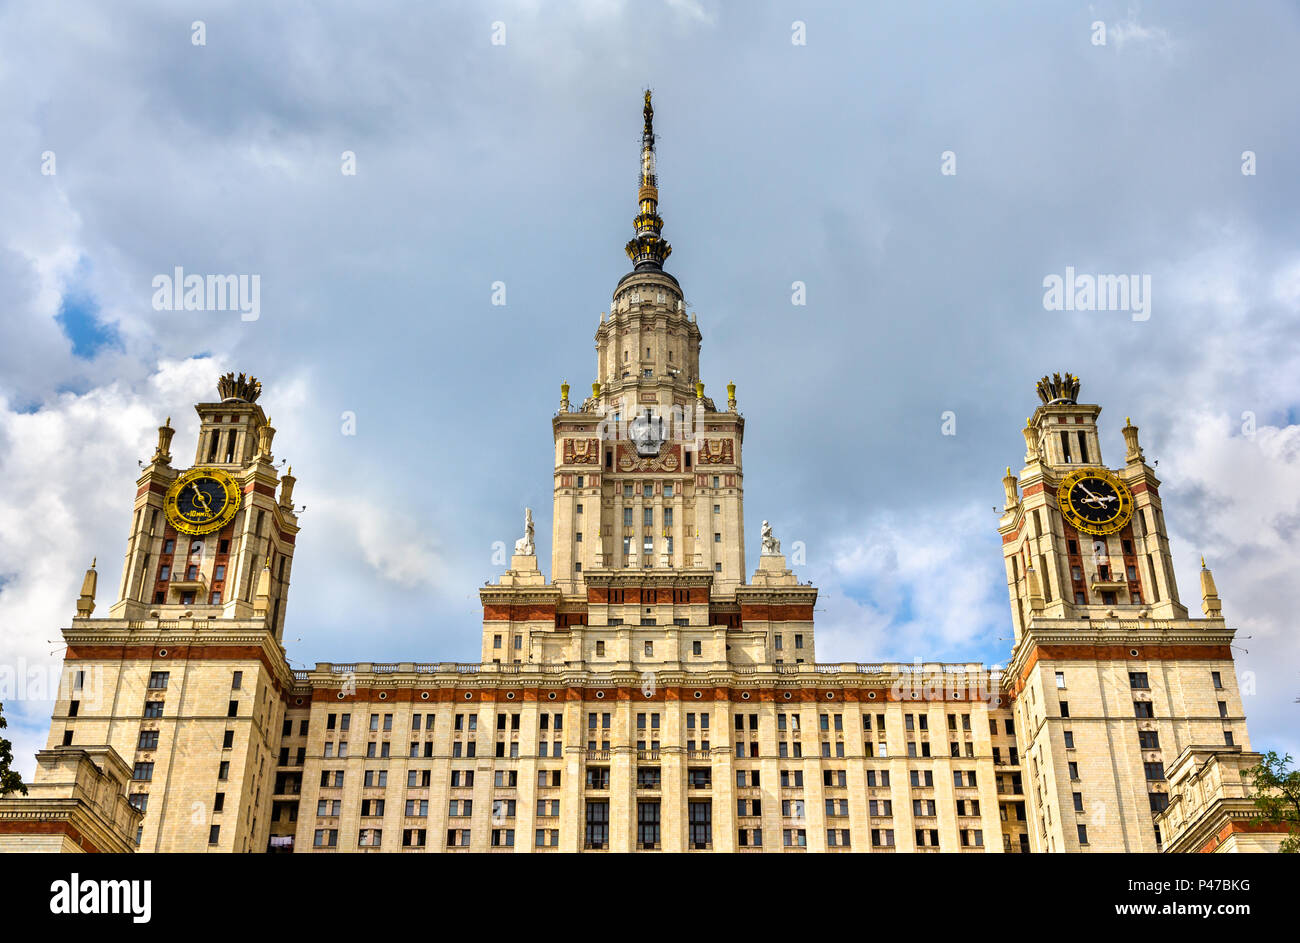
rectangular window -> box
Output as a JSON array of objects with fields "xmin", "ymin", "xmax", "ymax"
[
  {"xmin": 585, "ymin": 801, "xmax": 610, "ymax": 849},
  {"xmin": 688, "ymin": 801, "xmax": 712, "ymax": 849},
  {"xmin": 637, "ymin": 800, "xmax": 661, "ymax": 849}
]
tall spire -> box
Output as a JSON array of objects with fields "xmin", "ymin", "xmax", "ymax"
[{"xmin": 625, "ymin": 90, "xmax": 672, "ymax": 271}]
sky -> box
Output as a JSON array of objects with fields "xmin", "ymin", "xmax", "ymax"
[{"xmin": 1, "ymin": 0, "xmax": 1298, "ymax": 779}]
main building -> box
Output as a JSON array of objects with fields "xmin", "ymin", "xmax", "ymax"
[{"xmin": 0, "ymin": 93, "xmax": 1278, "ymax": 854}]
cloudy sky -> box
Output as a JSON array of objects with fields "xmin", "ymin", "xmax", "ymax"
[{"xmin": 2, "ymin": 0, "xmax": 1298, "ymax": 778}]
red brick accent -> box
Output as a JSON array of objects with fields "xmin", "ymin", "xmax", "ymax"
[
  {"xmin": 1012, "ymin": 643, "xmax": 1234, "ymax": 694},
  {"xmin": 0, "ymin": 820, "xmax": 101, "ymax": 852},
  {"xmin": 136, "ymin": 481, "xmax": 169, "ymax": 498},
  {"xmin": 315, "ymin": 685, "xmax": 989, "ymax": 705},
  {"xmin": 738, "ymin": 604, "xmax": 815, "ymax": 622},
  {"xmin": 64, "ymin": 644, "xmax": 289, "ymax": 696},
  {"xmin": 1199, "ymin": 819, "xmax": 1290, "ymax": 852},
  {"xmin": 482, "ymin": 603, "xmax": 558, "ymax": 622}
]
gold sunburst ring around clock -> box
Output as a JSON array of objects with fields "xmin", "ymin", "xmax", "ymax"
[
  {"xmin": 1056, "ymin": 466, "xmax": 1134, "ymax": 536},
  {"xmin": 163, "ymin": 467, "xmax": 242, "ymax": 535}
]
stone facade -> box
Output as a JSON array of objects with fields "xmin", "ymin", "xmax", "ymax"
[{"xmin": 0, "ymin": 95, "xmax": 1270, "ymax": 855}]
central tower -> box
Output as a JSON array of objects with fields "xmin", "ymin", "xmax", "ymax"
[{"xmin": 550, "ymin": 91, "xmax": 746, "ymax": 596}]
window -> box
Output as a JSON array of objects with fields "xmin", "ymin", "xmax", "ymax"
[
  {"xmin": 1077, "ymin": 824, "xmax": 1089, "ymax": 845},
  {"xmin": 1138, "ymin": 730, "xmax": 1160, "ymax": 750},
  {"xmin": 585, "ymin": 801, "xmax": 610, "ymax": 849},
  {"xmin": 1067, "ymin": 761, "xmax": 1079, "ymax": 780},
  {"xmin": 1063, "ymin": 730, "xmax": 1074, "ymax": 749},
  {"xmin": 1134, "ymin": 701, "xmax": 1155, "ymax": 719},
  {"xmin": 137, "ymin": 730, "xmax": 159, "ymax": 750},
  {"xmin": 1144, "ymin": 761, "xmax": 1165, "ymax": 781},
  {"xmin": 147, "ymin": 671, "xmax": 169, "ymax": 690},
  {"xmin": 1212, "ymin": 671, "xmax": 1224, "ymax": 689},
  {"xmin": 1129, "ymin": 672, "xmax": 1149, "ymax": 689},
  {"xmin": 1059, "ymin": 701, "xmax": 1070, "ymax": 718},
  {"xmin": 1055, "ymin": 671, "xmax": 1066, "ymax": 688},
  {"xmin": 231, "ymin": 671, "xmax": 243, "ymax": 690},
  {"xmin": 143, "ymin": 700, "xmax": 163, "ymax": 718},
  {"xmin": 688, "ymin": 801, "xmax": 712, "ymax": 849},
  {"xmin": 637, "ymin": 801, "xmax": 661, "ymax": 848},
  {"xmin": 209, "ymin": 825, "xmax": 220, "ymax": 845},
  {"xmin": 637, "ymin": 767, "xmax": 661, "ymax": 789},
  {"xmin": 133, "ymin": 762, "xmax": 154, "ymax": 781},
  {"xmin": 692, "ymin": 640, "xmax": 702, "ymax": 656}
]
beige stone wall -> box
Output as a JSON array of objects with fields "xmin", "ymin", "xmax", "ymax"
[{"xmin": 43, "ymin": 624, "xmax": 290, "ymax": 853}]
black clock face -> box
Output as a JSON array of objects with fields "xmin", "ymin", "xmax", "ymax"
[
  {"xmin": 1067, "ymin": 476, "xmax": 1121, "ymax": 526},
  {"xmin": 175, "ymin": 475, "xmax": 229, "ymax": 525}
]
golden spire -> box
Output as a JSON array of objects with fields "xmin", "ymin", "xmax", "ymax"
[{"xmin": 625, "ymin": 90, "xmax": 672, "ymax": 271}]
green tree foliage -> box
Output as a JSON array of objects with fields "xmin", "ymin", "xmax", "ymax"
[
  {"xmin": 0, "ymin": 701, "xmax": 28, "ymax": 797},
  {"xmin": 1242, "ymin": 750, "xmax": 1300, "ymax": 853}
]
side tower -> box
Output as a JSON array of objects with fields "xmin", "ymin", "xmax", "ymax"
[
  {"xmin": 999, "ymin": 374, "xmax": 1250, "ymax": 852},
  {"xmin": 27, "ymin": 374, "xmax": 300, "ymax": 852}
]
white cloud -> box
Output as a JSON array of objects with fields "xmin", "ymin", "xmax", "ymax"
[
  {"xmin": 1111, "ymin": 11, "xmax": 1177, "ymax": 56},
  {"xmin": 1163, "ymin": 411, "xmax": 1300, "ymax": 758},
  {"xmin": 0, "ymin": 357, "xmax": 222, "ymax": 778},
  {"xmin": 813, "ymin": 505, "xmax": 1006, "ymax": 666}
]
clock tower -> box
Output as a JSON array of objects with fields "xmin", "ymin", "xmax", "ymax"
[
  {"xmin": 37, "ymin": 373, "xmax": 301, "ymax": 852},
  {"xmin": 111, "ymin": 372, "xmax": 299, "ymax": 639},
  {"xmin": 999, "ymin": 374, "xmax": 1247, "ymax": 853}
]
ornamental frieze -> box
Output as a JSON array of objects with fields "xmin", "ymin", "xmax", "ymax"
[
  {"xmin": 563, "ymin": 438, "xmax": 599, "ymax": 464},
  {"xmin": 699, "ymin": 438, "xmax": 733, "ymax": 464},
  {"xmin": 617, "ymin": 442, "xmax": 680, "ymax": 472}
]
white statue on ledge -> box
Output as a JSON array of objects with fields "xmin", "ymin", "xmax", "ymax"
[
  {"xmin": 760, "ymin": 519, "xmax": 781, "ymax": 555},
  {"xmin": 514, "ymin": 508, "xmax": 535, "ymax": 556}
]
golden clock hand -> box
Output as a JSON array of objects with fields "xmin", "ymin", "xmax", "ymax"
[{"xmin": 189, "ymin": 481, "xmax": 213, "ymax": 517}]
